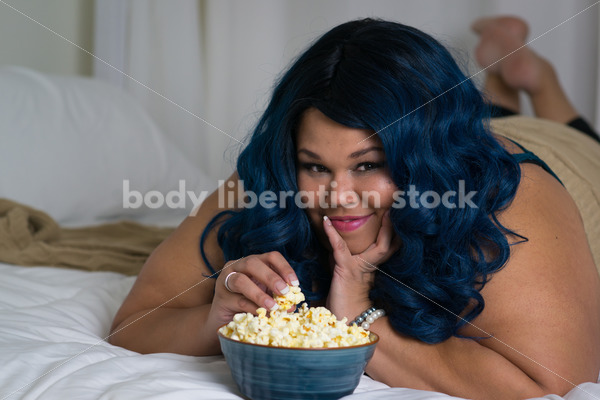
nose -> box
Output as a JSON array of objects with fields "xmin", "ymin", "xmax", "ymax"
[{"xmin": 329, "ymin": 174, "xmax": 359, "ymax": 208}]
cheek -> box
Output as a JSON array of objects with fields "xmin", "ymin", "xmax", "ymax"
[
  {"xmin": 296, "ymin": 173, "xmax": 319, "ymax": 193},
  {"xmin": 380, "ymin": 186, "xmax": 397, "ymax": 208},
  {"xmin": 363, "ymin": 180, "xmax": 397, "ymax": 209},
  {"xmin": 297, "ymin": 175, "xmax": 323, "ymax": 218}
]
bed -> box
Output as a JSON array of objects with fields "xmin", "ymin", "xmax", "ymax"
[{"xmin": 1, "ymin": 66, "xmax": 599, "ymax": 400}]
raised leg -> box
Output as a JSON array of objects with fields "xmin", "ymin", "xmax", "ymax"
[
  {"xmin": 481, "ymin": 73, "xmax": 521, "ymax": 114},
  {"xmin": 472, "ymin": 16, "xmax": 578, "ymax": 124}
]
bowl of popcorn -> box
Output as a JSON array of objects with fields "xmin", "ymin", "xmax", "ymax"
[{"xmin": 218, "ymin": 285, "xmax": 379, "ymax": 400}]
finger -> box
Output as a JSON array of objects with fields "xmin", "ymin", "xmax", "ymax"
[
  {"xmin": 262, "ymin": 251, "xmax": 300, "ymax": 289},
  {"xmin": 221, "ymin": 271, "xmax": 279, "ymax": 311},
  {"xmin": 227, "ymin": 293, "xmax": 263, "ymax": 315},
  {"xmin": 323, "ymin": 216, "xmax": 354, "ymax": 265},
  {"xmin": 361, "ymin": 210, "xmax": 400, "ymax": 264},
  {"xmin": 243, "ymin": 254, "xmax": 293, "ymax": 296},
  {"xmin": 374, "ymin": 209, "xmax": 395, "ymax": 248},
  {"xmin": 224, "ymin": 253, "xmax": 298, "ymax": 296},
  {"xmin": 390, "ymin": 235, "xmax": 402, "ymax": 253}
]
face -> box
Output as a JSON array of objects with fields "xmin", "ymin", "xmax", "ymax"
[{"xmin": 295, "ymin": 108, "xmax": 397, "ymax": 255}]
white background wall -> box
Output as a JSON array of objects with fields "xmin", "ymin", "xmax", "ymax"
[
  {"xmin": 200, "ymin": 0, "xmax": 600, "ymax": 181},
  {"xmin": 0, "ymin": 0, "xmax": 94, "ymax": 76}
]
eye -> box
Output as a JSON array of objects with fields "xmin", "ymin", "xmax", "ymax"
[
  {"xmin": 300, "ymin": 162, "xmax": 329, "ymax": 173},
  {"xmin": 356, "ymin": 161, "xmax": 385, "ymax": 171}
]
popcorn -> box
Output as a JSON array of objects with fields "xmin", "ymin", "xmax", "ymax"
[
  {"xmin": 273, "ymin": 285, "xmax": 305, "ymax": 311},
  {"xmin": 219, "ymin": 286, "xmax": 372, "ymax": 348}
]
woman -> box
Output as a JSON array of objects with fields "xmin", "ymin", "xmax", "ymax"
[{"xmin": 110, "ymin": 17, "xmax": 600, "ymax": 398}]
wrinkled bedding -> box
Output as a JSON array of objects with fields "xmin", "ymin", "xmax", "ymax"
[{"xmin": 1, "ymin": 262, "xmax": 599, "ymax": 400}]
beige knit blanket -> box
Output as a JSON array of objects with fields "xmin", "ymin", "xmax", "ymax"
[
  {"xmin": 0, "ymin": 199, "xmax": 173, "ymax": 275},
  {"xmin": 491, "ymin": 116, "xmax": 600, "ymax": 269}
]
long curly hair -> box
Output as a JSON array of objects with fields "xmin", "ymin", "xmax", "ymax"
[{"xmin": 201, "ymin": 18, "xmax": 521, "ymax": 343}]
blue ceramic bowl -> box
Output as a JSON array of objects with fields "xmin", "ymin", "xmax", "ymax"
[{"xmin": 218, "ymin": 328, "xmax": 378, "ymax": 400}]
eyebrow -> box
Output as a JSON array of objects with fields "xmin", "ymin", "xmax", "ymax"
[{"xmin": 297, "ymin": 146, "xmax": 383, "ymax": 160}]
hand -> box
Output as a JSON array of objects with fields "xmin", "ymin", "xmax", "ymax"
[
  {"xmin": 323, "ymin": 210, "xmax": 401, "ymax": 321},
  {"xmin": 209, "ymin": 251, "xmax": 299, "ymax": 327}
]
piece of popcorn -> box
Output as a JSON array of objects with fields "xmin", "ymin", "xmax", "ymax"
[{"xmin": 273, "ymin": 285, "xmax": 305, "ymax": 310}]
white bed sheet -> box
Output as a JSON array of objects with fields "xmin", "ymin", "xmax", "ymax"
[{"xmin": 0, "ymin": 262, "xmax": 598, "ymax": 400}]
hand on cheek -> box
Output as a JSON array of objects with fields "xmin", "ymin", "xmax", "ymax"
[{"xmin": 322, "ymin": 210, "xmax": 401, "ymax": 319}]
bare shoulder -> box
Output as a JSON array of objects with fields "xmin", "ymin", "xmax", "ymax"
[
  {"xmin": 111, "ymin": 172, "xmax": 241, "ymax": 330},
  {"xmin": 460, "ymin": 161, "xmax": 600, "ymax": 392}
]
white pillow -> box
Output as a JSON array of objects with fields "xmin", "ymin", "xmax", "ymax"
[{"xmin": 0, "ymin": 66, "xmax": 213, "ymax": 225}]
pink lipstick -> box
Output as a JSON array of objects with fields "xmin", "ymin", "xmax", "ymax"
[{"xmin": 327, "ymin": 214, "xmax": 372, "ymax": 232}]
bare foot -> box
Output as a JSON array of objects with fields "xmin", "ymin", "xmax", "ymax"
[
  {"xmin": 471, "ymin": 16, "xmax": 528, "ymax": 39},
  {"xmin": 474, "ymin": 16, "xmax": 580, "ymax": 124},
  {"xmin": 472, "ymin": 16, "xmax": 546, "ymax": 94}
]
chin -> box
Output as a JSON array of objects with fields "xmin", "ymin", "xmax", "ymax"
[{"xmin": 345, "ymin": 239, "xmax": 374, "ymax": 255}]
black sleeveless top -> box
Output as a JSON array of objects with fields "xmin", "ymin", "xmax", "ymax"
[{"xmin": 508, "ymin": 139, "xmax": 563, "ymax": 185}]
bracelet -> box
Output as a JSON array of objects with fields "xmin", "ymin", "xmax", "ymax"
[
  {"xmin": 351, "ymin": 307, "xmax": 386, "ymax": 330},
  {"xmin": 360, "ymin": 309, "xmax": 385, "ymax": 330},
  {"xmin": 352, "ymin": 307, "xmax": 376, "ymax": 326}
]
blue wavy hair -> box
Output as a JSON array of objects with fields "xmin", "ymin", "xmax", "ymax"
[{"xmin": 201, "ymin": 18, "xmax": 521, "ymax": 344}]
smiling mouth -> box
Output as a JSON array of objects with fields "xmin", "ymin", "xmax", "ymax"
[{"xmin": 327, "ymin": 215, "xmax": 373, "ymax": 232}]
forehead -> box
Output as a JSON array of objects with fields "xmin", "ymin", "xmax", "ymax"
[{"xmin": 296, "ymin": 108, "xmax": 381, "ymax": 150}]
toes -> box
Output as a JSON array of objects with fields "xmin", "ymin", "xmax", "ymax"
[
  {"xmin": 471, "ymin": 15, "xmax": 529, "ymax": 41},
  {"xmin": 499, "ymin": 16, "xmax": 529, "ymax": 41},
  {"xmin": 471, "ymin": 17, "xmax": 492, "ymax": 34}
]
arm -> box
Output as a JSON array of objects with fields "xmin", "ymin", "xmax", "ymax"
[
  {"xmin": 325, "ymin": 164, "xmax": 600, "ymax": 399},
  {"xmin": 109, "ymin": 172, "xmax": 299, "ymax": 356},
  {"xmin": 363, "ymin": 319, "xmax": 553, "ymax": 399}
]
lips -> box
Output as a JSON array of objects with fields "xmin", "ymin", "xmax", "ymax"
[{"xmin": 327, "ymin": 214, "xmax": 373, "ymax": 232}]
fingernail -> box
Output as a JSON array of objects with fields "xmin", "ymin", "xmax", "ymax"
[
  {"xmin": 276, "ymin": 281, "xmax": 289, "ymax": 294},
  {"xmin": 323, "ymin": 215, "xmax": 332, "ymax": 226},
  {"xmin": 266, "ymin": 299, "xmax": 278, "ymax": 311},
  {"xmin": 291, "ymin": 278, "xmax": 300, "ymax": 287}
]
